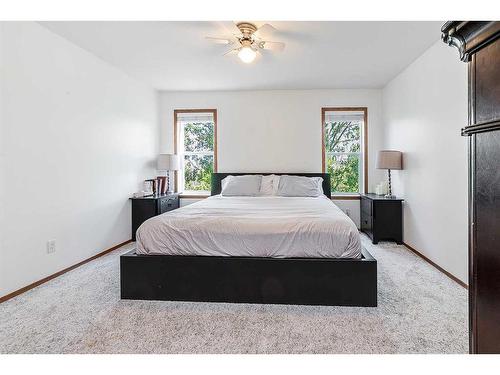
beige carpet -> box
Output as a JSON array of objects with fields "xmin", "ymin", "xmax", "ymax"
[{"xmin": 0, "ymin": 234, "xmax": 468, "ymax": 353}]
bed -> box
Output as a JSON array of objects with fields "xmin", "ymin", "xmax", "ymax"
[{"xmin": 121, "ymin": 173, "xmax": 377, "ymax": 306}]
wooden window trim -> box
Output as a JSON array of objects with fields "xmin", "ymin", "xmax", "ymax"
[
  {"xmin": 331, "ymin": 195, "xmax": 361, "ymax": 200},
  {"xmin": 321, "ymin": 107, "xmax": 368, "ymax": 194},
  {"xmin": 179, "ymin": 194, "xmax": 210, "ymax": 199},
  {"xmin": 174, "ymin": 109, "xmax": 218, "ymax": 193}
]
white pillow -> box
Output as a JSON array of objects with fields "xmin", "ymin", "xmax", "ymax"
[
  {"xmin": 221, "ymin": 175, "xmax": 233, "ymax": 189},
  {"xmin": 276, "ymin": 175, "xmax": 323, "ymax": 197},
  {"xmin": 260, "ymin": 175, "xmax": 281, "ymax": 196},
  {"xmin": 260, "ymin": 175, "xmax": 274, "ymax": 195},
  {"xmin": 272, "ymin": 175, "xmax": 280, "ymax": 194},
  {"xmin": 221, "ymin": 175, "xmax": 262, "ymax": 196}
]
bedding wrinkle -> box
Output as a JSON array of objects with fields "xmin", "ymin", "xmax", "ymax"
[{"xmin": 136, "ymin": 195, "xmax": 361, "ymax": 259}]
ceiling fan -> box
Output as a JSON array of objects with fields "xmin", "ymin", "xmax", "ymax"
[{"xmin": 206, "ymin": 22, "xmax": 285, "ymax": 64}]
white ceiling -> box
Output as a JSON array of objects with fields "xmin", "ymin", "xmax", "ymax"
[{"xmin": 40, "ymin": 21, "xmax": 442, "ymax": 91}]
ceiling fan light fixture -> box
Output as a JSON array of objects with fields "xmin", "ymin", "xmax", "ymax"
[
  {"xmin": 238, "ymin": 46, "xmax": 257, "ymax": 63},
  {"xmin": 207, "ymin": 22, "xmax": 284, "ymax": 63}
]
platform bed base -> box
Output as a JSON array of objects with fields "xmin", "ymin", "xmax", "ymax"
[{"xmin": 120, "ymin": 247, "xmax": 377, "ymax": 307}]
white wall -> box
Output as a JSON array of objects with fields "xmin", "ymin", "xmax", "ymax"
[
  {"xmin": 382, "ymin": 40, "xmax": 468, "ymax": 283},
  {"xmin": 160, "ymin": 89, "xmax": 384, "ymax": 184},
  {"xmin": 0, "ymin": 22, "xmax": 159, "ymax": 297},
  {"xmin": 160, "ymin": 89, "xmax": 385, "ymax": 227}
]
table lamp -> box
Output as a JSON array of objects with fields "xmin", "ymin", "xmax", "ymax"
[
  {"xmin": 157, "ymin": 154, "xmax": 180, "ymax": 194},
  {"xmin": 376, "ymin": 150, "xmax": 402, "ymax": 199}
]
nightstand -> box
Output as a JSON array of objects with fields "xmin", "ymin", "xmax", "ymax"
[
  {"xmin": 130, "ymin": 193, "xmax": 180, "ymax": 240},
  {"xmin": 360, "ymin": 193, "xmax": 403, "ymax": 244}
]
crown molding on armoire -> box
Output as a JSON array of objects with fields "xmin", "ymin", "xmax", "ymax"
[{"xmin": 441, "ymin": 21, "xmax": 500, "ymax": 62}]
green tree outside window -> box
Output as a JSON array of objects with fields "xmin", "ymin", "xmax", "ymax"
[
  {"xmin": 183, "ymin": 122, "xmax": 214, "ymax": 191},
  {"xmin": 324, "ymin": 119, "xmax": 362, "ymax": 193}
]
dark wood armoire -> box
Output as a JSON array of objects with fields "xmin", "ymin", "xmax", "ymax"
[{"xmin": 441, "ymin": 21, "xmax": 500, "ymax": 354}]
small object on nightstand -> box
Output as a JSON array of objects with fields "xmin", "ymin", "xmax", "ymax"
[
  {"xmin": 374, "ymin": 182, "xmax": 388, "ymax": 196},
  {"xmin": 143, "ymin": 179, "xmax": 155, "ymax": 196},
  {"xmin": 360, "ymin": 193, "xmax": 403, "ymax": 245},
  {"xmin": 157, "ymin": 176, "xmax": 167, "ymax": 195},
  {"xmin": 130, "ymin": 193, "xmax": 180, "ymax": 241}
]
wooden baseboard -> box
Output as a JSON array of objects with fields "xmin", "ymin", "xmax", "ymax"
[
  {"xmin": 403, "ymin": 242, "xmax": 468, "ymax": 289},
  {"xmin": 0, "ymin": 239, "xmax": 132, "ymax": 304}
]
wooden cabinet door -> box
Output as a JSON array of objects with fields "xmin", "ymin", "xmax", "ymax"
[{"xmin": 472, "ymin": 129, "xmax": 500, "ymax": 353}]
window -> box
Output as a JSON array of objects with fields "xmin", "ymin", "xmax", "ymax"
[
  {"xmin": 174, "ymin": 109, "xmax": 217, "ymax": 193},
  {"xmin": 322, "ymin": 108, "xmax": 367, "ymax": 195}
]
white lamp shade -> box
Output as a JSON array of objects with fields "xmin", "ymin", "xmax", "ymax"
[
  {"xmin": 169, "ymin": 155, "xmax": 180, "ymax": 170},
  {"xmin": 376, "ymin": 150, "xmax": 402, "ymax": 170},
  {"xmin": 157, "ymin": 154, "xmax": 180, "ymax": 171}
]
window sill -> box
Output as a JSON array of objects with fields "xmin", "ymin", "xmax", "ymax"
[
  {"xmin": 179, "ymin": 192, "xmax": 210, "ymax": 199},
  {"xmin": 331, "ymin": 194, "xmax": 361, "ymax": 200}
]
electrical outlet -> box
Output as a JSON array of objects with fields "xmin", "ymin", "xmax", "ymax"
[{"xmin": 46, "ymin": 240, "xmax": 56, "ymax": 254}]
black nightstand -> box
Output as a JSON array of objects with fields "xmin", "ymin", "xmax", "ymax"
[
  {"xmin": 130, "ymin": 193, "xmax": 180, "ymax": 240},
  {"xmin": 360, "ymin": 193, "xmax": 403, "ymax": 244}
]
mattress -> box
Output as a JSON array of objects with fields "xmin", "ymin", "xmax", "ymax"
[{"xmin": 136, "ymin": 195, "xmax": 361, "ymax": 259}]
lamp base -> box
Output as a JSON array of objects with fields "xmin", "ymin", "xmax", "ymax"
[{"xmin": 385, "ymin": 169, "xmax": 395, "ymax": 199}]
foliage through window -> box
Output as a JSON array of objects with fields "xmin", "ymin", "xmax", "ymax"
[
  {"xmin": 323, "ymin": 109, "xmax": 366, "ymax": 194},
  {"xmin": 176, "ymin": 110, "xmax": 216, "ymax": 192}
]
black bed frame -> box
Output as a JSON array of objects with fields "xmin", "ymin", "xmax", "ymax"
[{"xmin": 120, "ymin": 173, "xmax": 377, "ymax": 307}]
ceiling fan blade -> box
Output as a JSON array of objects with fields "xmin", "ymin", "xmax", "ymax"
[
  {"xmin": 205, "ymin": 36, "xmax": 231, "ymax": 44},
  {"xmin": 223, "ymin": 47, "xmax": 239, "ymax": 56},
  {"xmin": 258, "ymin": 40, "xmax": 285, "ymax": 52},
  {"xmin": 205, "ymin": 36, "xmax": 237, "ymax": 45},
  {"xmin": 254, "ymin": 23, "xmax": 277, "ymax": 38},
  {"xmin": 219, "ymin": 21, "xmax": 241, "ymax": 36}
]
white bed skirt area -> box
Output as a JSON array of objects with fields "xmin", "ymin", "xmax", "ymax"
[{"xmin": 136, "ymin": 195, "xmax": 361, "ymax": 259}]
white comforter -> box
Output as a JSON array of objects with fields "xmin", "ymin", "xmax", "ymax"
[{"xmin": 136, "ymin": 195, "xmax": 361, "ymax": 259}]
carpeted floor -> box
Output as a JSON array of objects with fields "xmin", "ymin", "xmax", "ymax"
[{"xmin": 0, "ymin": 234, "xmax": 468, "ymax": 354}]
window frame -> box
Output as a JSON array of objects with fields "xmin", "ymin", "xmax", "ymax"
[
  {"xmin": 321, "ymin": 107, "xmax": 368, "ymax": 198},
  {"xmin": 174, "ymin": 109, "xmax": 218, "ymax": 194}
]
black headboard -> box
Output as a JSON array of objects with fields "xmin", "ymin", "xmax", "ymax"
[{"xmin": 211, "ymin": 173, "xmax": 331, "ymax": 199}]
